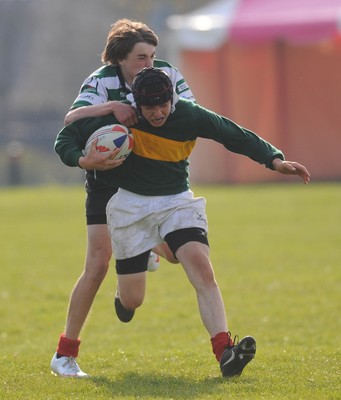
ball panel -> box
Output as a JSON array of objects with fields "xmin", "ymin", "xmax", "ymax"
[{"xmin": 84, "ymin": 124, "xmax": 134, "ymax": 160}]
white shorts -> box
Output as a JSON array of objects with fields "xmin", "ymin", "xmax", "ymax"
[{"xmin": 106, "ymin": 189, "xmax": 208, "ymax": 259}]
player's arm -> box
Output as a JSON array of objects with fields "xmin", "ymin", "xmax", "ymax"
[
  {"xmin": 64, "ymin": 102, "xmax": 138, "ymax": 127},
  {"xmin": 64, "ymin": 74, "xmax": 138, "ymax": 126},
  {"xmin": 195, "ymin": 105, "xmax": 311, "ymax": 184},
  {"xmin": 55, "ymin": 116, "xmax": 123, "ymax": 171}
]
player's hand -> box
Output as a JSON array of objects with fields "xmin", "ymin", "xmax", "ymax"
[
  {"xmin": 78, "ymin": 139, "xmax": 125, "ymax": 170},
  {"xmin": 272, "ymin": 158, "xmax": 310, "ymax": 184},
  {"xmin": 110, "ymin": 102, "xmax": 138, "ymax": 126}
]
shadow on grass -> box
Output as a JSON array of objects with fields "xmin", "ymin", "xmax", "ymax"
[{"xmin": 91, "ymin": 372, "xmax": 227, "ymax": 399}]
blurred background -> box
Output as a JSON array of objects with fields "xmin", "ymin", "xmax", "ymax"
[{"xmin": 1, "ymin": 0, "xmax": 340, "ymax": 186}]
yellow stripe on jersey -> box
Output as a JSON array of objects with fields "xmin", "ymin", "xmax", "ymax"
[{"xmin": 130, "ymin": 128, "xmax": 196, "ymax": 162}]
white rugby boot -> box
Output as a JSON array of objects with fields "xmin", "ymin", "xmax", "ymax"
[
  {"xmin": 147, "ymin": 252, "xmax": 160, "ymax": 272},
  {"xmin": 50, "ymin": 353, "xmax": 88, "ymax": 378}
]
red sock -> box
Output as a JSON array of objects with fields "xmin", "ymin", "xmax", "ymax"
[
  {"xmin": 56, "ymin": 333, "xmax": 81, "ymax": 358},
  {"xmin": 211, "ymin": 332, "xmax": 234, "ymax": 362}
]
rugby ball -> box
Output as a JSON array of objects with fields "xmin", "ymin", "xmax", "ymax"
[{"xmin": 84, "ymin": 124, "xmax": 134, "ymax": 160}]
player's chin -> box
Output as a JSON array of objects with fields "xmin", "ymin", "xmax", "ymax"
[{"xmin": 149, "ymin": 118, "xmax": 166, "ymax": 127}]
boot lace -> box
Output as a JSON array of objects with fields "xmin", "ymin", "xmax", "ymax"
[
  {"xmin": 62, "ymin": 357, "xmax": 80, "ymax": 374},
  {"xmin": 227, "ymin": 331, "xmax": 239, "ymax": 348}
]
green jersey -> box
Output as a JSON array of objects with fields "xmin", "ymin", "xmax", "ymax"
[{"xmin": 55, "ymin": 98, "xmax": 284, "ymax": 196}]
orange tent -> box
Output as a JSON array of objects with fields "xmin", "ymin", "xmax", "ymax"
[{"xmin": 168, "ymin": 0, "xmax": 341, "ymax": 183}]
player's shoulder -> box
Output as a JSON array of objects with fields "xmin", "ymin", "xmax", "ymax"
[
  {"xmin": 154, "ymin": 59, "xmax": 174, "ymax": 68},
  {"xmin": 176, "ymin": 99, "xmax": 210, "ymax": 124},
  {"xmin": 154, "ymin": 59, "xmax": 179, "ymax": 73},
  {"xmin": 176, "ymin": 97, "xmax": 199, "ymax": 109},
  {"xmin": 88, "ymin": 64, "xmax": 119, "ymax": 79},
  {"xmin": 154, "ymin": 59, "xmax": 185, "ymax": 87}
]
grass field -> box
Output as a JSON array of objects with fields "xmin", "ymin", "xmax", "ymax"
[{"xmin": 0, "ymin": 184, "xmax": 340, "ymax": 399}]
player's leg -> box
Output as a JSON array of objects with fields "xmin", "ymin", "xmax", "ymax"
[
  {"xmin": 175, "ymin": 241, "xmax": 227, "ymax": 337},
  {"xmin": 152, "ymin": 242, "xmax": 178, "ymax": 264},
  {"xmin": 165, "ymin": 229, "xmax": 256, "ymax": 378},
  {"xmin": 177, "ymin": 241, "xmax": 256, "ymax": 378},
  {"xmin": 106, "ymin": 189, "xmax": 161, "ymax": 320},
  {"xmin": 50, "ymin": 223, "xmax": 112, "ymax": 378},
  {"xmin": 61, "ymin": 186, "xmax": 117, "ymax": 340},
  {"xmin": 64, "ymin": 224, "xmax": 112, "ymax": 339},
  {"xmin": 51, "ymin": 187, "xmax": 115, "ymax": 378},
  {"xmin": 116, "ymin": 271, "xmax": 146, "ymax": 309},
  {"xmin": 114, "ymin": 251, "xmax": 149, "ymax": 322},
  {"xmin": 148, "ymin": 242, "xmax": 178, "ymax": 272}
]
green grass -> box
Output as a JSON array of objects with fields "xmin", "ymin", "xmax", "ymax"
[{"xmin": 0, "ymin": 183, "xmax": 340, "ymax": 399}]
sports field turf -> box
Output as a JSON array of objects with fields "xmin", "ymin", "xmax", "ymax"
[{"xmin": 0, "ymin": 184, "xmax": 340, "ymax": 399}]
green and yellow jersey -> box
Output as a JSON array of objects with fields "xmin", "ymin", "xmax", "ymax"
[{"xmin": 55, "ymin": 98, "xmax": 284, "ymax": 196}]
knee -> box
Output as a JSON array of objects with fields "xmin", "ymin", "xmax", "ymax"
[
  {"xmin": 120, "ymin": 293, "xmax": 144, "ymax": 310},
  {"xmin": 85, "ymin": 254, "xmax": 111, "ymax": 283},
  {"xmin": 198, "ymin": 263, "xmax": 216, "ymax": 286},
  {"xmin": 190, "ymin": 259, "xmax": 217, "ymax": 290},
  {"xmin": 93, "ymin": 261, "xmax": 110, "ymax": 282}
]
